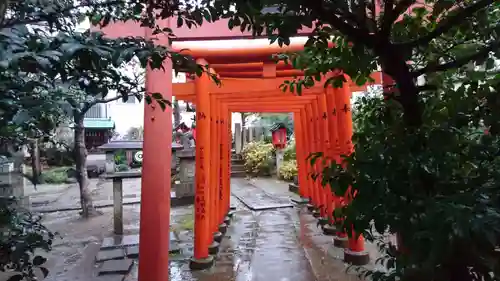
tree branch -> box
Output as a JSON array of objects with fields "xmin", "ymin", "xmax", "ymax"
[
  {"xmin": 380, "ymin": 0, "xmax": 416, "ymax": 38},
  {"xmin": 396, "ymin": 0, "xmax": 494, "ymax": 48},
  {"xmin": 311, "ymin": 0, "xmax": 376, "ymax": 48},
  {"xmin": 1, "ymin": 0, "xmax": 122, "ymax": 29},
  {"xmin": 82, "ymin": 93, "xmax": 135, "ymax": 114},
  {"xmin": 412, "ymin": 40, "xmax": 500, "ymax": 77}
]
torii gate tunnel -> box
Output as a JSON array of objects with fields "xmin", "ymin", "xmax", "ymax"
[
  {"xmin": 136, "ymin": 34, "xmax": 385, "ymax": 280},
  {"xmin": 170, "ymin": 44, "xmax": 383, "ymax": 267}
]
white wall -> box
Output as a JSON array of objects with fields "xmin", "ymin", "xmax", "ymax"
[{"xmin": 108, "ymin": 70, "xmax": 196, "ymax": 137}]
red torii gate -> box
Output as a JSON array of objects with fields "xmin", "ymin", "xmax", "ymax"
[
  {"xmin": 99, "ymin": 2, "xmax": 426, "ymax": 279},
  {"xmin": 170, "ymin": 43, "xmax": 383, "ymax": 270}
]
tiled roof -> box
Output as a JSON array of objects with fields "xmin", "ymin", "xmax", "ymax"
[{"xmin": 83, "ymin": 118, "xmax": 115, "ymax": 129}]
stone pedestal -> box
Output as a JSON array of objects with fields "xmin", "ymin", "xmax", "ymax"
[
  {"xmin": 105, "ymin": 151, "xmax": 115, "ymax": 173},
  {"xmin": 0, "ymin": 156, "xmax": 29, "ymax": 208},
  {"xmin": 275, "ymin": 149, "xmax": 285, "ymax": 178},
  {"xmin": 234, "ymin": 123, "xmax": 242, "ymax": 154},
  {"xmin": 175, "ymin": 149, "xmax": 195, "ymax": 198}
]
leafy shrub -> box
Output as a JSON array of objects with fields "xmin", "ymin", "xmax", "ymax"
[
  {"xmin": 40, "ymin": 147, "xmax": 74, "ymax": 167},
  {"xmin": 115, "ymin": 164, "xmax": 130, "ymax": 172},
  {"xmin": 322, "ymin": 88, "xmax": 500, "ymax": 281},
  {"xmin": 278, "ymin": 160, "xmax": 297, "ymax": 181},
  {"xmin": 0, "ymin": 197, "xmax": 55, "ymax": 281},
  {"xmin": 241, "ymin": 141, "xmax": 275, "ymax": 176},
  {"xmin": 283, "ymin": 140, "xmax": 296, "ymax": 161},
  {"xmin": 114, "ymin": 150, "xmax": 127, "ymax": 165},
  {"xmin": 40, "ymin": 166, "xmax": 73, "ymax": 184}
]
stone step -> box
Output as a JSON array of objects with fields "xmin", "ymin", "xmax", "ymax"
[
  {"xmin": 230, "ymin": 171, "xmax": 246, "ymax": 178},
  {"xmin": 231, "ymin": 159, "xmax": 245, "ymax": 165},
  {"xmin": 231, "ymin": 164, "xmax": 246, "ymax": 172}
]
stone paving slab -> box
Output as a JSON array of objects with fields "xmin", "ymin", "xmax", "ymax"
[
  {"xmin": 125, "ymin": 246, "xmax": 139, "ymax": 258},
  {"xmin": 96, "ymin": 248, "xmax": 126, "ymax": 262},
  {"xmin": 231, "ymin": 179, "xmax": 293, "ymax": 210},
  {"xmin": 98, "ymin": 259, "xmax": 134, "ymax": 275},
  {"xmin": 94, "ymin": 275, "xmax": 126, "ymax": 281},
  {"xmin": 101, "ymin": 235, "xmax": 140, "ymax": 250}
]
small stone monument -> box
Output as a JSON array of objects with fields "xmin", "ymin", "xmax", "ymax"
[{"xmin": 174, "ymin": 145, "xmax": 195, "ymax": 199}]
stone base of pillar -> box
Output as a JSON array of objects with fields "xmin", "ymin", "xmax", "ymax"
[
  {"xmin": 213, "ymin": 231, "xmax": 224, "ymax": 243},
  {"xmin": 208, "ymin": 241, "xmax": 221, "ymax": 255},
  {"xmin": 344, "ymin": 249, "xmax": 370, "ymax": 266},
  {"xmin": 291, "ymin": 197, "xmax": 309, "ymax": 204},
  {"xmin": 218, "ymin": 223, "xmax": 228, "ymax": 234},
  {"xmin": 322, "ymin": 224, "xmax": 336, "ymax": 236},
  {"xmin": 189, "ymin": 255, "xmax": 215, "ymax": 270},
  {"xmin": 312, "ymin": 210, "xmax": 321, "ymax": 218},
  {"xmin": 306, "ymin": 204, "xmax": 316, "ymax": 212},
  {"xmin": 227, "ymin": 211, "xmax": 235, "ymax": 218},
  {"xmin": 230, "ymin": 206, "xmax": 237, "ymax": 211},
  {"xmin": 333, "ymin": 236, "xmax": 349, "ymax": 248},
  {"xmin": 223, "ymin": 216, "xmax": 231, "ymax": 225},
  {"xmin": 318, "ymin": 217, "xmax": 328, "ymax": 226}
]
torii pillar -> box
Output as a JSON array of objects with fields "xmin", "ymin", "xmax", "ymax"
[{"xmin": 138, "ymin": 26, "xmax": 171, "ymax": 281}]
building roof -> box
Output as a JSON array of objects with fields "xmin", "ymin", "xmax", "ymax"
[
  {"xmin": 98, "ymin": 141, "xmax": 183, "ymax": 151},
  {"xmin": 83, "ymin": 118, "xmax": 115, "ymax": 129},
  {"xmin": 270, "ymin": 123, "xmax": 286, "ymax": 132}
]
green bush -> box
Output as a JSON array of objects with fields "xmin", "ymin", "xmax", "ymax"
[
  {"xmin": 241, "ymin": 141, "xmax": 275, "ymax": 176},
  {"xmin": 283, "ymin": 140, "xmax": 296, "ymax": 161},
  {"xmin": 115, "ymin": 164, "xmax": 130, "ymax": 172},
  {"xmin": 41, "ymin": 147, "xmax": 74, "ymax": 167},
  {"xmin": 41, "ymin": 166, "xmax": 72, "ymax": 184},
  {"xmin": 114, "ymin": 149, "xmax": 127, "ymax": 165},
  {"xmin": 278, "ymin": 159, "xmax": 297, "ymax": 181}
]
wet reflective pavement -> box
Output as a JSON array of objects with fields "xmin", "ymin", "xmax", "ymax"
[
  {"xmin": 52, "ymin": 178, "xmax": 376, "ymax": 281},
  {"xmin": 231, "ymin": 179, "xmax": 294, "ymax": 210},
  {"xmin": 128, "ymin": 209, "xmax": 318, "ymax": 281}
]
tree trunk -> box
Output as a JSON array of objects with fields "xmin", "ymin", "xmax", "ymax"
[
  {"xmin": 29, "ymin": 139, "xmax": 41, "ymax": 185},
  {"xmin": 74, "ymin": 114, "xmax": 99, "ymax": 218},
  {"xmin": 173, "ymin": 99, "xmax": 181, "ymax": 128},
  {"xmin": 380, "ymin": 56, "xmax": 422, "ymax": 128}
]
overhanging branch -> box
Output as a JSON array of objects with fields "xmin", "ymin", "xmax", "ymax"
[
  {"xmin": 310, "ymin": 0, "xmax": 376, "ymax": 48},
  {"xmin": 412, "ymin": 40, "xmax": 500, "ymax": 77},
  {"xmin": 380, "ymin": 0, "xmax": 416, "ymax": 38},
  {"xmin": 1, "ymin": 0, "xmax": 122, "ymax": 29},
  {"xmin": 396, "ymin": 0, "xmax": 494, "ymax": 48},
  {"xmin": 81, "ymin": 93, "xmax": 135, "ymax": 114}
]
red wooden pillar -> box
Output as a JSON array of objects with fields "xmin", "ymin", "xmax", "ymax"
[
  {"xmin": 190, "ymin": 59, "xmax": 214, "ymax": 269},
  {"xmin": 311, "ymin": 98, "xmax": 323, "ymax": 213},
  {"xmin": 209, "ymin": 96, "xmax": 219, "ymax": 238},
  {"xmin": 216, "ymin": 102, "xmax": 224, "ymax": 223},
  {"xmin": 318, "ymin": 92, "xmax": 331, "ymax": 218},
  {"xmin": 304, "ymin": 104, "xmax": 318, "ymax": 206},
  {"xmin": 294, "ymin": 110, "xmax": 308, "ymax": 199},
  {"xmin": 302, "ymin": 108, "xmax": 313, "ymax": 201},
  {"xmin": 325, "ymin": 86, "xmax": 342, "ymax": 223},
  {"xmin": 138, "ymin": 63, "xmax": 171, "ymax": 281},
  {"xmin": 335, "ymin": 82, "xmax": 369, "ymax": 265},
  {"xmin": 221, "ymin": 106, "xmax": 230, "ymax": 215},
  {"xmin": 225, "ymin": 106, "xmax": 231, "ymax": 213}
]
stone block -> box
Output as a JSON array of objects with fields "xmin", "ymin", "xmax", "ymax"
[
  {"xmin": 170, "ymin": 241, "xmax": 181, "ymax": 254},
  {"xmin": 96, "ymin": 249, "xmax": 125, "ymax": 262},
  {"xmin": 101, "ymin": 235, "xmax": 140, "ymax": 250},
  {"xmin": 125, "ymin": 246, "xmax": 139, "ymax": 258},
  {"xmin": 94, "ymin": 275, "xmax": 126, "ymax": 281},
  {"xmin": 98, "ymin": 259, "xmax": 133, "ymax": 275}
]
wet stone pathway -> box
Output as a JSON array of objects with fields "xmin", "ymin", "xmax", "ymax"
[
  {"xmin": 231, "ymin": 179, "xmax": 293, "ymax": 210},
  {"xmin": 56, "ymin": 178, "xmax": 373, "ymax": 281}
]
